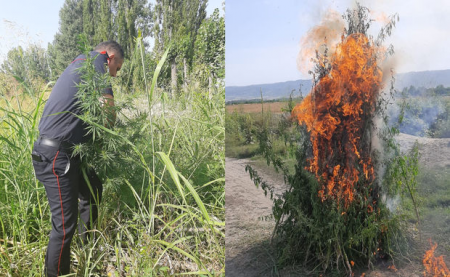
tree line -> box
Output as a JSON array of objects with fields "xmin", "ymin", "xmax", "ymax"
[{"xmin": 0, "ymin": 0, "xmax": 224, "ymax": 96}]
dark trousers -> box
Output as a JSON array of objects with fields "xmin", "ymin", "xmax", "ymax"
[{"xmin": 32, "ymin": 141, "xmax": 102, "ymax": 277}]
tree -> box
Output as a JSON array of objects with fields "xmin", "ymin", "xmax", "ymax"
[
  {"xmin": 1, "ymin": 44, "xmax": 52, "ymax": 85},
  {"xmin": 153, "ymin": 0, "xmax": 207, "ymax": 96},
  {"xmin": 95, "ymin": 0, "xmax": 113, "ymax": 42},
  {"xmin": 193, "ymin": 8, "xmax": 225, "ymax": 95},
  {"xmin": 1, "ymin": 46, "xmax": 26, "ymax": 81},
  {"xmin": 82, "ymin": 0, "xmax": 96, "ymax": 44},
  {"xmin": 51, "ymin": 0, "xmax": 152, "ymax": 76},
  {"xmin": 117, "ymin": 0, "xmax": 152, "ymax": 58},
  {"xmin": 247, "ymin": 5, "xmax": 408, "ymax": 275},
  {"xmin": 51, "ymin": 0, "xmax": 84, "ymax": 75}
]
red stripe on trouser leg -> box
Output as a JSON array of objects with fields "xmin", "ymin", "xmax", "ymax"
[
  {"xmin": 52, "ymin": 151, "xmax": 65, "ymax": 276},
  {"xmin": 71, "ymin": 58, "xmax": 86, "ymax": 63}
]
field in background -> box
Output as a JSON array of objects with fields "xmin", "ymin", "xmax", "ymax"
[
  {"xmin": 225, "ymin": 100, "xmax": 293, "ymax": 159},
  {"xmin": 226, "ymin": 101, "xmax": 288, "ymax": 114}
]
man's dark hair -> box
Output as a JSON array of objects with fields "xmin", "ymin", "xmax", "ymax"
[{"xmin": 94, "ymin": 41, "xmax": 125, "ymax": 60}]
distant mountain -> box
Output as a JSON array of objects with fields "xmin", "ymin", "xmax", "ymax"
[
  {"xmin": 394, "ymin": 69, "xmax": 450, "ymax": 90},
  {"xmin": 226, "ymin": 79, "xmax": 313, "ymax": 102},
  {"xmin": 226, "ymin": 69, "xmax": 450, "ymax": 102}
]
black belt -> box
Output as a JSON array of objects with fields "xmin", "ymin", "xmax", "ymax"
[{"xmin": 37, "ymin": 136, "xmax": 74, "ymax": 152}]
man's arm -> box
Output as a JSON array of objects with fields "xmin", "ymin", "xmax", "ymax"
[{"xmin": 100, "ymin": 93, "xmax": 116, "ymax": 128}]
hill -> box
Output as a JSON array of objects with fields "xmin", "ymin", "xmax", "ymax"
[
  {"xmin": 226, "ymin": 69, "xmax": 450, "ymax": 102},
  {"xmin": 226, "ymin": 79, "xmax": 312, "ymax": 102}
]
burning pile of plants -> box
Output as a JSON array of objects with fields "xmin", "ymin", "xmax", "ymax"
[{"xmin": 246, "ymin": 3, "xmax": 425, "ymax": 276}]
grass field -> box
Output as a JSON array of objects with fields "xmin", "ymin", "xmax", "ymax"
[{"xmin": 0, "ymin": 48, "xmax": 225, "ymax": 276}]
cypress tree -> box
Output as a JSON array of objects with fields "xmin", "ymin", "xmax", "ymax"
[
  {"xmin": 82, "ymin": 0, "xmax": 95, "ymax": 44},
  {"xmin": 51, "ymin": 0, "xmax": 84, "ymax": 75},
  {"xmin": 50, "ymin": 0, "xmax": 152, "ymax": 77}
]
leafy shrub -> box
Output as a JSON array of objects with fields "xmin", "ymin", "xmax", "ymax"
[{"xmin": 245, "ymin": 5, "xmax": 419, "ymax": 276}]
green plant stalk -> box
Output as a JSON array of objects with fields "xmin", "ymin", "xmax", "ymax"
[
  {"xmin": 145, "ymin": 43, "xmax": 171, "ymax": 236},
  {"xmin": 149, "ymin": 119, "xmax": 178, "ymax": 235}
]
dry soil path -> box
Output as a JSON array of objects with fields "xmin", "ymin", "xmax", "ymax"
[{"xmin": 225, "ymin": 157, "xmax": 288, "ymax": 277}]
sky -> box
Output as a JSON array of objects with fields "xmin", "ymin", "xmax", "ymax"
[
  {"xmin": 226, "ymin": 0, "xmax": 450, "ymax": 86},
  {"xmin": 0, "ymin": 0, "xmax": 224, "ymax": 63}
]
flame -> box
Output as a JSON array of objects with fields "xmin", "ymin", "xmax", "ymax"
[
  {"xmin": 423, "ymin": 241, "xmax": 450, "ymax": 277},
  {"xmin": 388, "ymin": 264, "xmax": 398, "ymax": 272},
  {"xmin": 292, "ymin": 33, "xmax": 382, "ymax": 208}
]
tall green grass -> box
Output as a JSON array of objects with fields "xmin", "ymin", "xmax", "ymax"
[
  {"xmin": 0, "ymin": 84, "xmax": 49, "ymax": 276},
  {"xmin": 0, "ymin": 38, "xmax": 224, "ymax": 276}
]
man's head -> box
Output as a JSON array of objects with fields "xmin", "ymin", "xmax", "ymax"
[{"xmin": 94, "ymin": 41, "xmax": 124, "ymax": 77}]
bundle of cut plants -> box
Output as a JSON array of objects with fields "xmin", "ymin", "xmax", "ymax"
[{"xmin": 249, "ymin": 3, "xmax": 419, "ymax": 276}]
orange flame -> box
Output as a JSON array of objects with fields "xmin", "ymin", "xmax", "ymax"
[
  {"xmin": 388, "ymin": 264, "xmax": 398, "ymax": 272},
  {"xmin": 423, "ymin": 240, "xmax": 450, "ymax": 277},
  {"xmin": 292, "ymin": 33, "xmax": 382, "ymax": 208}
]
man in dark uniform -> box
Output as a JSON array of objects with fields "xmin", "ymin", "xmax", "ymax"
[{"xmin": 31, "ymin": 41, "xmax": 124, "ymax": 277}]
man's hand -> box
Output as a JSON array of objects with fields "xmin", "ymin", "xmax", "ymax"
[{"xmin": 100, "ymin": 94, "xmax": 116, "ymax": 128}]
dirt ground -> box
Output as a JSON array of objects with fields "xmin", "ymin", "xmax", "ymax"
[
  {"xmin": 225, "ymin": 133, "xmax": 450, "ymax": 277},
  {"xmin": 396, "ymin": 133, "xmax": 450, "ymax": 168},
  {"xmin": 225, "ymin": 157, "xmax": 286, "ymax": 277}
]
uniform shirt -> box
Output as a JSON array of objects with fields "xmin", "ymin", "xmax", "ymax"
[{"xmin": 38, "ymin": 51, "xmax": 113, "ymax": 144}]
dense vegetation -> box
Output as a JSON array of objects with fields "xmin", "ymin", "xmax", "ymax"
[{"xmin": 0, "ymin": 0, "xmax": 224, "ymax": 276}]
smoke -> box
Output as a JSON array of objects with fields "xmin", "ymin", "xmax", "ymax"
[
  {"xmin": 370, "ymin": 10, "xmax": 391, "ymax": 25},
  {"xmin": 296, "ymin": 8, "xmax": 345, "ymax": 75},
  {"xmin": 382, "ymin": 194, "xmax": 401, "ymax": 212},
  {"xmin": 371, "ymin": 114, "xmax": 386, "ymax": 183},
  {"xmin": 387, "ymin": 91, "xmax": 445, "ymax": 137}
]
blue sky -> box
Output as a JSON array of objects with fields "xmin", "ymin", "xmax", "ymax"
[
  {"xmin": 0, "ymin": 0, "xmax": 63, "ymax": 61},
  {"xmin": 0, "ymin": 0, "xmax": 224, "ymax": 63},
  {"xmin": 226, "ymin": 0, "xmax": 450, "ymax": 86}
]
